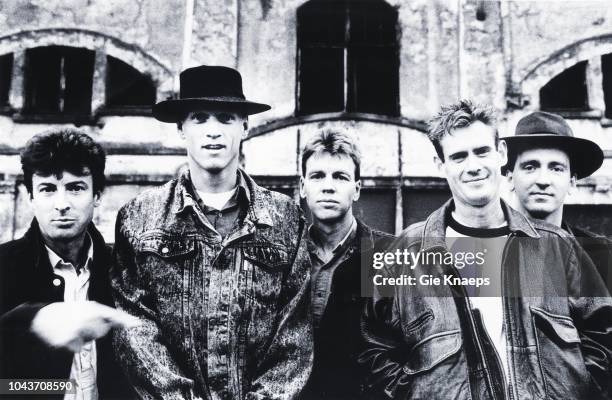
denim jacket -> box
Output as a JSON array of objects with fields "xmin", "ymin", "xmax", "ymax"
[
  {"xmin": 360, "ymin": 200, "xmax": 612, "ymax": 400},
  {"xmin": 111, "ymin": 170, "xmax": 313, "ymax": 400}
]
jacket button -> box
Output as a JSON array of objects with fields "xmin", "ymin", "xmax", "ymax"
[
  {"xmin": 161, "ymin": 247, "xmax": 169, "ymax": 254},
  {"xmin": 53, "ymin": 278, "xmax": 62, "ymax": 287}
]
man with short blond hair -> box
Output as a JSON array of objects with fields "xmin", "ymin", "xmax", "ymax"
[{"xmin": 300, "ymin": 130, "xmax": 393, "ymax": 400}]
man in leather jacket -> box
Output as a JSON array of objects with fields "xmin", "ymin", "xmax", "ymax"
[
  {"xmin": 360, "ymin": 100, "xmax": 612, "ymax": 400},
  {"xmin": 111, "ymin": 65, "xmax": 313, "ymax": 400},
  {"xmin": 504, "ymin": 111, "xmax": 612, "ymax": 292},
  {"xmin": 0, "ymin": 129, "xmax": 136, "ymax": 400}
]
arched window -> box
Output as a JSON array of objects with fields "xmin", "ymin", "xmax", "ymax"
[
  {"xmin": 23, "ymin": 46, "xmax": 95, "ymax": 116},
  {"xmin": 106, "ymin": 56, "xmax": 156, "ymax": 108},
  {"xmin": 297, "ymin": 0, "xmax": 399, "ymax": 116},
  {"xmin": 539, "ymin": 60, "xmax": 589, "ymax": 111},
  {"xmin": 0, "ymin": 42, "xmax": 160, "ymax": 122}
]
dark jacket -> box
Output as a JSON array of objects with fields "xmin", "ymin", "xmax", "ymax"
[
  {"xmin": 563, "ymin": 222, "xmax": 612, "ymax": 293},
  {"xmin": 360, "ymin": 200, "xmax": 612, "ymax": 400},
  {"xmin": 0, "ymin": 219, "xmax": 132, "ymax": 399},
  {"xmin": 302, "ymin": 219, "xmax": 394, "ymax": 400},
  {"xmin": 111, "ymin": 169, "xmax": 313, "ymax": 400}
]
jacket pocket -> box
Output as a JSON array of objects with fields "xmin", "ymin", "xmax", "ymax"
[
  {"xmin": 402, "ymin": 330, "xmax": 462, "ymax": 375},
  {"xmin": 241, "ymin": 243, "xmax": 289, "ymax": 272},
  {"xmin": 531, "ymin": 306, "xmax": 591, "ymax": 399},
  {"xmin": 138, "ymin": 233, "xmax": 196, "ymax": 258}
]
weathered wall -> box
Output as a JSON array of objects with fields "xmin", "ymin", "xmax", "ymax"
[{"xmin": 1, "ymin": 0, "xmax": 612, "ymax": 240}]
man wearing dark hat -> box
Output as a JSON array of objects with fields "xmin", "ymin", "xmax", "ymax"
[
  {"xmin": 360, "ymin": 100, "xmax": 612, "ymax": 400},
  {"xmin": 504, "ymin": 111, "xmax": 612, "ymax": 287},
  {"xmin": 111, "ymin": 65, "xmax": 313, "ymax": 400}
]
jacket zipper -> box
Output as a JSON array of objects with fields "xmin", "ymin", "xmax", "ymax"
[
  {"xmin": 427, "ymin": 243, "xmax": 508, "ymax": 400},
  {"xmin": 426, "ymin": 244, "xmax": 501, "ymax": 400}
]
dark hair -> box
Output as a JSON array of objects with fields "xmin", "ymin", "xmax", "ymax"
[
  {"xmin": 428, "ymin": 99, "xmax": 499, "ymax": 161},
  {"xmin": 21, "ymin": 128, "xmax": 106, "ymax": 196},
  {"xmin": 301, "ymin": 130, "xmax": 361, "ymax": 180}
]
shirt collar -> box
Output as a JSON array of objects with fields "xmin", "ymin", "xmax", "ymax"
[
  {"xmin": 308, "ymin": 217, "xmax": 358, "ymax": 259},
  {"xmin": 45, "ymin": 233, "xmax": 94, "ymax": 271},
  {"xmin": 177, "ymin": 169, "xmax": 251, "ymax": 213}
]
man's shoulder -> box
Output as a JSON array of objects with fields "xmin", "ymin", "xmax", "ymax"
[
  {"xmin": 120, "ymin": 179, "xmax": 178, "ymax": 212},
  {"xmin": 527, "ymin": 218, "xmax": 572, "ymax": 239},
  {"xmin": 250, "ymin": 181, "xmax": 303, "ymax": 221},
  {"xmin": 0, "ymin": 236, "xmax": 28, "ymax": 262}
]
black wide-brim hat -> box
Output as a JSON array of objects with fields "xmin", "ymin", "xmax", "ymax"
[
  {"xmin": 153, "ymin": 65, "xmax": 271, "ymax": 123},
  {"xmin": 502, "ymin": 111, "xmax": 604, "ymax": 179}
]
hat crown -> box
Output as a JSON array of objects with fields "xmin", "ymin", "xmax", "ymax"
[
  {"xmin": 515, "ymin": 111, "xmax": 574, "ymax": 138},
  {"xmin": 179, "ymin": 65, "xmax": 245, "ymax": 100}
]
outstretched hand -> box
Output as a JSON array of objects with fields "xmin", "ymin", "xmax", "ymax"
[{"xmin": 31, "ymin": 301, "xmax": 140, "ymax": 352}]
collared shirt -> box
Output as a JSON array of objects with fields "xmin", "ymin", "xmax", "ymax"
[
  {"xmin": 46, "ymin": 237, "xmax": 98, "ymax": 400},
  {"xmin": 188, "ymin": 171, "xmax": 251, "ymax": 238},
  {"xmin": 308, "ymin": 218, "xmax": 358, "ymax": 327}
]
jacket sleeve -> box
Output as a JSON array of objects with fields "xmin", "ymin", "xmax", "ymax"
[
  {"xmin": 245, "ymin": 216, "xmax": 313, "ymax": 400},
  {"xmin": 567, "ymin": 239, "xmax": 612, "ymax": 399},
  {"xmin": 359, "ymin": 280, "xmax": 413, "ymax": 399},
  {"xmin": 110, "ymin": 207, "xmax": 199, "ymax": 400}
]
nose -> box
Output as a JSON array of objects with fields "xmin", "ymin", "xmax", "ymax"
[
  {"xmin": 464, "ymin": 154, "xmax": 482, "ymax": 176},
  {"xmin": 534, "ymin": 169, "xmax": 552, "ymax": 188},
  {"xmin": 321, "ymin": 175, "xmax": 336, "ymax": 193},
  {"xmin": 53, "ymin": 190, "xmax": 71, "ymax": 213}
]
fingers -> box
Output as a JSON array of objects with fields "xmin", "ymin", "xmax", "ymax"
[{"xmin": 30, "ymin": 301, "xmax": 141, "ymax": 352}]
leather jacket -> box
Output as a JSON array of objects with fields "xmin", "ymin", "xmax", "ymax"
[
  {"xmin": 0, "ymin": 219, "xmax": 133, "ymax": 399},
  {"xmin": 111, "ymin": 170, "xmax": 313, "ymax": 400},
  {"xmin": 360, "ymin": 200, "xmax": 612, "ymax": 400},
  {"xmin": 302, "ymin": 219, "xmax": 394, "ymax": 400}
]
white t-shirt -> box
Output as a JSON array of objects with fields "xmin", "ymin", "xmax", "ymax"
[
  {"xmin": 445, "ymin": 216, "xmax": 510, "ymax": 386},
  {"xmin": 196, "ymin": 188, "xmax": 237, "ymax": 210}
]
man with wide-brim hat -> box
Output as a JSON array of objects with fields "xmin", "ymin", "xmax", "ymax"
[
  {"xmin": 503, "ymin": 110, "xmax": 611, "ymax": 291},
  {"xmin": 111, "ymin": 65, "xmax": 313, "ymax": 400}
]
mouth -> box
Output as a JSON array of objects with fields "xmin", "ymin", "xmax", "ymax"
[
  {"xmin": 52, "ymin": 218, "xmax": 76, "ymax": 225},
  {"xmin": 317, "ymin": 199, "xmax": 339, "ymax": 205},
  {"xmin": 202, "ymin": 144, "xmax": 225, "ymax": 150},
  {"xmin": 530, "ymin": 192, "xmax": 553, "ymax": 197},
  {"xmin": 464, "ymin": 177, "xmax": 488, "ymax": 184}
]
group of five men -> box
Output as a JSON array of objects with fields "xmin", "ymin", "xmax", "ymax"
[{"xmin": 0, "ymin": 64, "xmax": 611, "ymax": 400}]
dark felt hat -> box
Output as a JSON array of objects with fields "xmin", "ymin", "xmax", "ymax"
[
  {"xmin": 503, "ymin": 111, "xmax": 603, "ymax": 179},
  {"xmin": 153, "ymin": 65, "xmax": 271, "ymax": 122}
]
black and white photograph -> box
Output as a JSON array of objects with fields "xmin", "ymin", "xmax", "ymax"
[{"xmin": 0, "ymin": 0, "xmax": 611, "ymax": 399}]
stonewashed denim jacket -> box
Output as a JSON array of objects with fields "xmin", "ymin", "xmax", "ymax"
[
  {"xmin": 111, "ymin": 170, "xmax": 313, "ymax": 400},
  {"xmin": 360, "ymin": 200, "xmax": 612, "ymax": 400}
]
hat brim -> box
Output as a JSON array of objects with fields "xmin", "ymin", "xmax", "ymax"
[
  {"xmin": 153, "ymin": 97, "xmax": 271, "ymax": 122},
  {"xmin": 502, "ymin": 134, "xmax": 604, "ymax": 179}
]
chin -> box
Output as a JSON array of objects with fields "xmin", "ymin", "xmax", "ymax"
[
  {"xmin": 525, "ymin": 206, "xmax": 554, "ymax": 220},
  {"xmin": 312, "ymin": 210, "xmax": 344, "ymax": 223}
]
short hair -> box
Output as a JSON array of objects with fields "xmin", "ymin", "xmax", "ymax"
[
  {"xmin": 301, "ymin": 130, "xmax": 361, "ymax": 180},
  {"xmin": 21, "ymin": 128, "xmax": 106, "ymax": 196},
  {"xmin": 428, "ymin": 99, "xmax": 499, "ymax": 161}
]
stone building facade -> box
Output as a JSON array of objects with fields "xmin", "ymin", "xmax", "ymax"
[{"xmin": 0, "ymin": 0, "xmax": 611, "ymax": 242}]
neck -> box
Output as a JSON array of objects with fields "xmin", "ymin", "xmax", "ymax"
[
  {"xmin": 188, "ymin": 158, "xmax": 238, "ymax": 193},
  {"xmin": 43, "ymin": 231, "xmax": 88, "ymax": 267},
  {"xmin": 519, "ymin": 203, "xmax": 563, "ymax": 227},
  {"xmin": 312, "ymin": 212, "xmax": 355, "ymax": 252},
  {"xmin": 452, "ymin": 196, "xmax": 506, "ymax": 228}
]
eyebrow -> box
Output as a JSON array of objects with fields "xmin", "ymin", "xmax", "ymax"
[
  {"xmin": 518, "ymin": 160, "xmax": 540, "ymax": 167},
  {"xmin": 448, "ymin": 150, "xmax": 468, "ymax": 159}
]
